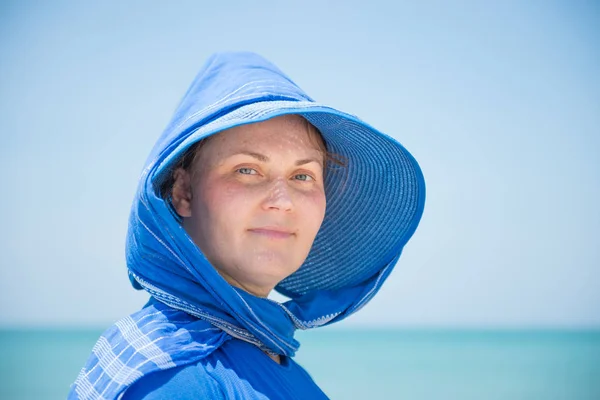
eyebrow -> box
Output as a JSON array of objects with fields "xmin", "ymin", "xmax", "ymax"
[{"xmin": 233, "ymin": 151, "xmax": 323, "ymax": 167}]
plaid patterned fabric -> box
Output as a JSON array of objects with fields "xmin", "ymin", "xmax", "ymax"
[{"xmin": 69, "ymin": 300, "xmax": 229, "ymax": 399}]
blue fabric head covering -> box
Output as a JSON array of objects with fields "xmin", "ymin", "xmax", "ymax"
[{"xmin": 69, "ymin": 51, "xmax": 425, "ymax": 399}]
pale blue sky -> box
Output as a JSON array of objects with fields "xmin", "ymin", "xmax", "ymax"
[{"xmin": 1, "ymin": 0, "xmax": 598, "ymax": 328}]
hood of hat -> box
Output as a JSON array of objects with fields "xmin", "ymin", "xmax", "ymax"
[{"xmin": 145, "ymin": 52, "xmax": 314, "ymax": 166}]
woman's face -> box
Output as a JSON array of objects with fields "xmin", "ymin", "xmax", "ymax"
[{"xmin": 171, "ymin": 115, "xmax": 327, "ymax": 297}]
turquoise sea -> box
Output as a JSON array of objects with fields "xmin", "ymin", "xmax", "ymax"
[{"xmin": 1, "ymin": 329, "xmax": 599, "ymax": 399}]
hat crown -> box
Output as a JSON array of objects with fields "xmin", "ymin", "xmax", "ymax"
[{"xmin": 172, "ymin": 52, "xmax": 312, "ymax": 133}]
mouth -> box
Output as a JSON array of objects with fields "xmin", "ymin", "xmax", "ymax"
[{"xmin": 248, "ymin": 227, "xmax": 295, "ymax": 239}]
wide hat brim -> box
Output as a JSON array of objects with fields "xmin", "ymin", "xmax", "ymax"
[{"xmin": 153, "ymin": 99, "xmax": 425, "ymax": 299}]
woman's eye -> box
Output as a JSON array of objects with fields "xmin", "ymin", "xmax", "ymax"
[
  {"xmin": 237, "ymin": 168, "xmax": 257, "ymax": 175},
  {"xmin": 294, "ymin": 174, "xmax": 314, "ymax": 181}
]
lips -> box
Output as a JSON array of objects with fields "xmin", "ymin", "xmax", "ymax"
[{"xmin": 248, "ymin": 227, "xmax": 295, "ymax": 239}]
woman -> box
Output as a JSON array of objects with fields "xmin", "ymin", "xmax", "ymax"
[{"xmin": 68, "ymin": 51, "xmax": 425, "ymax": 399}]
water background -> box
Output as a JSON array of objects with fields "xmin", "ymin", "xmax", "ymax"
[{"xmin": 1, "ymin": 328, "xmax": 599, "ymax": 399}]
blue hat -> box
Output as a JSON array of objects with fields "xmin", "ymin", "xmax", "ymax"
[
  {"xmin": 127, "ymin": 52, "xmax": 425, "ymax": 348},
  {"xmin": 148, "ymin": 52, "xmax": 425, "ymax": 298}
]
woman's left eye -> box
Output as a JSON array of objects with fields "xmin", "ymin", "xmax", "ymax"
[{"xmin": 294, "ymin": 174, "xmax": 314, "ymax": 181}]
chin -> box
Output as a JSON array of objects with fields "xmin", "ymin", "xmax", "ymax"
[{"xmin": 243, "ymin": 261, "xmax": 300, "ymax": 286}]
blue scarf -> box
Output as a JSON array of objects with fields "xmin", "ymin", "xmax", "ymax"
[{"xmin": 68, "ymin": 51, "xmax": 419, "ymax": 399}]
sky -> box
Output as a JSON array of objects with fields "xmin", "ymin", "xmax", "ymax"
[{"xmin": 0, "ymin": 0, "xmax": 598, "ymax": 329}]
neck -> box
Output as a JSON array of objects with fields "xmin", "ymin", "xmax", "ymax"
[{"xmin": 266, "ymin": 352, "xmax": 281, "ymax": 364}]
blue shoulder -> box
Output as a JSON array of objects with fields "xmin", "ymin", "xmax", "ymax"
[{"xmin": 122, "ymin": 363, "xmax": 224, "ymax": 399}]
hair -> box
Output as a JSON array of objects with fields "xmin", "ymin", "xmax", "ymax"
[{"xmin": 157, "ymin": 117, "xmax": 347, "ymax": 201}]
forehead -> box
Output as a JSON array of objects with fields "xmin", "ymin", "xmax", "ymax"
[{"xmin": 201, "ymin": 115, "xmax": 325, "ymax": 157}]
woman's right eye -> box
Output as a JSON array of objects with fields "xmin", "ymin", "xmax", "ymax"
[{"xmin": 237, "ymin": 167, "xmax": 257, "ymax": 175}]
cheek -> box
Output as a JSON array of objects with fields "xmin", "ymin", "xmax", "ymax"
[
  {"xmin": 197, "ymin": 180, "xmax": 254, "ymax": 225},
  {"xmin": 298, "ymin": 191, "xmax": 327, "ymax": 232}
]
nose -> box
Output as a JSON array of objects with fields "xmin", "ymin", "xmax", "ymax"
[{"xmin": 262, "ymin": 178, "xmax": 294, "ymax": 212}]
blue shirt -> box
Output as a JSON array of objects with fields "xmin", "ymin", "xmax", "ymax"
[{"xmin": 122, "ymin": 337, "xmax": 329, "ymax": 399}]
